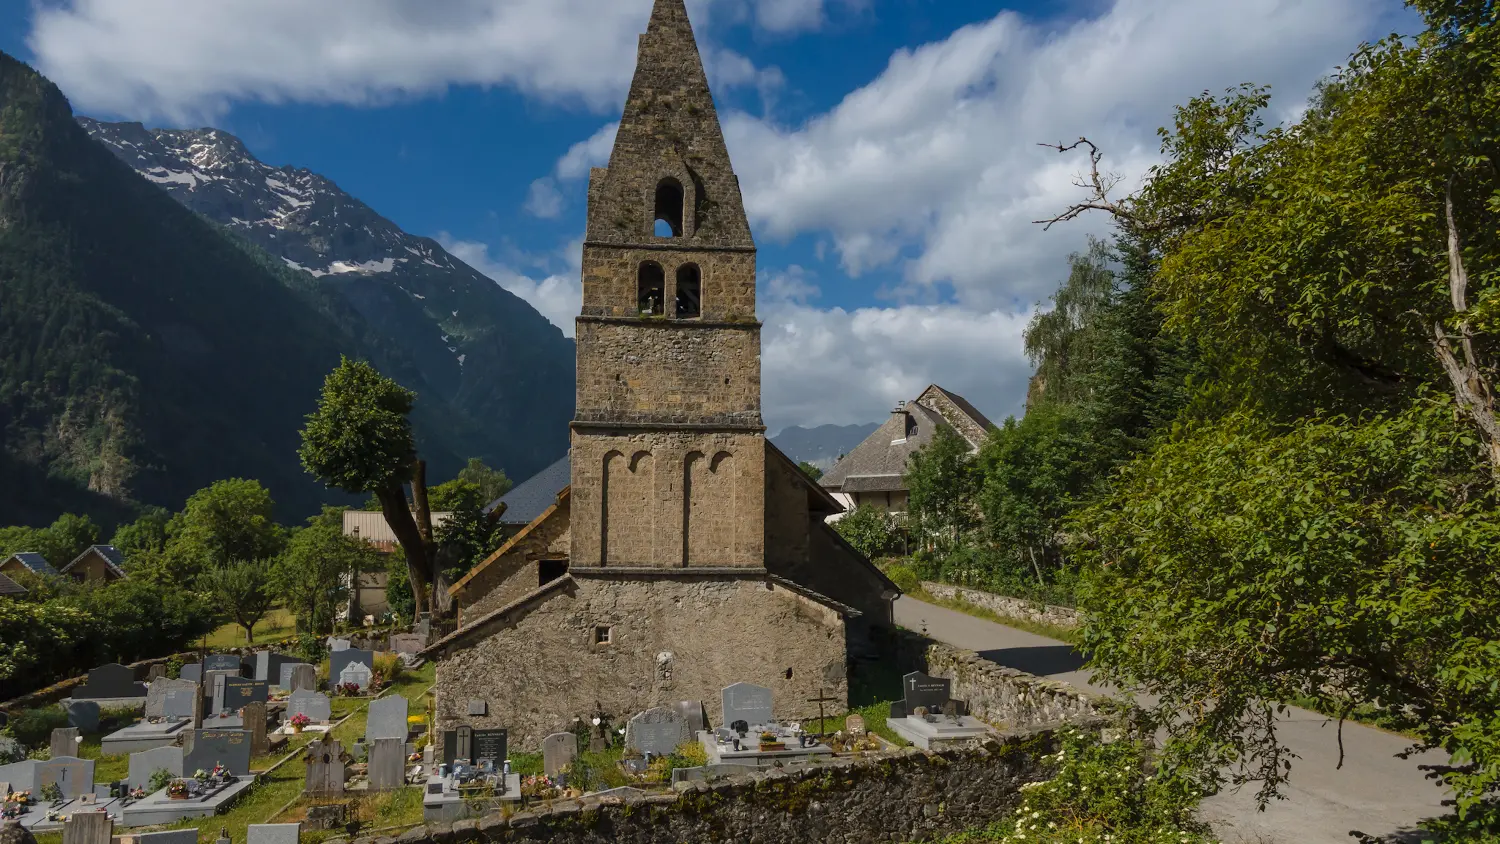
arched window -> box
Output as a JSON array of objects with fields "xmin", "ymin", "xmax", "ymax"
[
  {"xmin": 675, "ymin": 264, "xmax": 701, "ymax": 318},
  {"xmin": 638, "ymin": 262, "xmax": 665, "ymax": 316},
  {"xmin": 654, "ymin": 178, "xmax": 684, "ymax": 238}
]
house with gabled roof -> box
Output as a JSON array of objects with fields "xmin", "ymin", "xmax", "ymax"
[
  {"xmin": 0, "ymin": 571, "xmax": 28, "ymax": 597},
  {"xmin": 0, "ymin": 552, "xmax": 60, "ymax": 579},
  {"xmin": 60, "ymin": 545, "xmax": 128, "ymax": 582},
  {"xmin": 820, "ymin": 384, "xmax": 996, "ymax": 519}
]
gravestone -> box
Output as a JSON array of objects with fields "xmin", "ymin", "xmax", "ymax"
[
  {"xmin": 201, "ymin": 655, "xmax": 242, "ymax": 675},
  {"xmin": 50, "ymin": 727, "xmax": 80, "ymax": 759},
  {"xmin": 541, "ymin": 733, "xmax": 576, "ymax": 778},
  {"xmin": 302, "ymin": 735, "xmax": 348, "ymax": 796},
  {"xmin": 289, "ymin": 665, "xmax": 318, "ymax": 694},
  {"xmin": 252, "ymin": 653, "xmax": 295, "ymax": 685},
  {"xmin": 127, "ymin": 745, "xmax": 184, "ymax": 791},
  {"xmin": 165, "ymin": 689, "xmax": 197, "ymax": 720},
  {"xmin": 722, "ymin": 683, "xmax": 774, "ymax": 729},
  {"xmin": 336, "ymin": 662, "xmax": 371, "ymax": 692},
  {"xmin": 242, "ymin": 702, "xmax": 269, "ymax": 758},
  {"xmin": 38, "ymin": 756, "xmax": 95, "ymax": 799},
  {"xmin": 845, "ymin": 714, "xmax": 867, "ymax": 736},
  {"xmin": 179, "ymin": 664, "xmax": 202, "ymax": 683},
  {"xmin": 902, "ymin": 672, "xmax": 952, "ymax": 712},
  {"xmin": 115, "ymin": 831, "xmax": 199, "ymax": 844},
  {"xmin": 277, "ymin": 663, "xmax": 312, "ymax": 692},
  {"xmin": 367, "ymin": 738, "xmax": 405, "ymax": 790},
  {"xmin": 365, "ymin": 696, "xmax": 408, "ymax": 743},
  {"xmin": 63, "ymin": 700, "xmax": 100, "ymax": 733},
  {"xmin": 61, "ymin": 809, "xmax": 111, "ymax": 844},
  {"xmin": 472, "ymin": 729, "xmax": 507, "ymax": 766},
  {"xmin": 327, "ymin": 638, "xmax": 350, "ymax": 652},
  {"xmin": 674, "ymin": 700, "xmax": 707, "ymax": 736},
  {"xmin": 441, "ymin": 726, "xmax": 472, "ymax": 765},
  {"xmin": 328, "ymin": 648, "xmax": 372, "ymax": 682},
  {"xmin": 73, "ymin": 664, "xmax": 146, "ymax": 700},
  {"xmin": 625, "ymin": 708, "xmax": 688, "ymax": 757},
  {"xmin": 145, "ymin": 679, "xmax": 198, "ymax": 720},
  {"xmin": 0, "ymin": 736, "xmax": 21, "ymax": 762},
  {"xmin": 388, "ymin": 634, "xmax": 423, "ymax": 655},
  {"xmin": 145, "ymin": 665, "xmax": 167, "ymax": 682},
  {"xmin": 246, "ymin": 823, "xmax": 300, "ymax": 844},
  {"xmin": 216, "ymin": 678, "xmax": 268, "ymax": 714},
  {"xmin": 183, "ymin": 729, "xmax": 251, "ymax": 776},
  {"xmin": 286, "ymin": 691, "xmax": 332, "ymax": 724}
]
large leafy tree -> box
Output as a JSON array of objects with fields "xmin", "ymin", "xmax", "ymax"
[
  {"xmin": 274, "ymin": 507, "xmax": 373, "ymax": 635},
  {"xmin": 903, "ymin": 426, "xmax": 979, "ymax": 554},
  {"xmin": 299, "ymin": 358, "xmax": 434, "ymax": 615},
  {"xmin": 166, "ymin": 479, "xmax": 284, "ymax": 581},
  {"xmin": 0, "ymin": 513, "xmax": 101, "ymax": 568},
  {"xmin": 198, "ymin": 558, "xmax": 275, "ymax": 644}
]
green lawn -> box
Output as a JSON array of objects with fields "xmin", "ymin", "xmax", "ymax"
[{"xmin": 202, "ymin": 608, "xmax": 300, "ymax": 650}]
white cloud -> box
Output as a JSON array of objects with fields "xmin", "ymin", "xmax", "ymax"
[
  {"xmin": 439, "ymin": 234, "xmax": 581, "ymax": 337},
  {"xmin": 524, "ymin": 178, "xmax": 565, "ymax": 218},
  {"xmin": 760, "ymin": 297, "xmax": 1032, "ymax": 432},
  {"xmin": 27, "ymin": 0, "xmax": 794, "ymax": 121},
  {"xmin": 556, "ymin": 122, "xmax": 620, "ymax": 181},
  {"xmin": 724, "ymin": 0, "xmax": 1414, "ymax": 308}
]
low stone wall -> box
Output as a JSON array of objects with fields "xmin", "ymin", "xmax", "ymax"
[
  {"xmin": 921, "ymin": 582, "xmax": 1083, "ymax": 630},
  {"xmin": 345, "ymin": 734, "xmax": 1060, "ymax": 844},
  {"xmin": 924, "ymin": 641, "xmax": 1103, "ymax": 729}
]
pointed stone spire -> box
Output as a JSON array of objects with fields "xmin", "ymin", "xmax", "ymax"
[{"xmin": 584, "ymin": 0, "xmax": 754, "ymax": 249}]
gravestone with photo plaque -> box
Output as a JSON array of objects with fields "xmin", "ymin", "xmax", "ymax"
[{"xmin": 472, "ymin": 729, "xmax": 507, "ymax": 767}]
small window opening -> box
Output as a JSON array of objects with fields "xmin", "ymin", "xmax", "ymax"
[
  {"xmin": 784, "ymin": 667, "xmax": 793, "ymax": 680},
  {"xmin": 638, "ymin": 262, "xmax": 665, "ymax": 316},
  {"xmin": 539, "ymin": 559, "xmax": 568, "ymax": 588},
  {"xmin": 594, "ymin": 625, "xmax": 613, "ymax": 645},
  {"xmin": 654, "ymin": 178, "xmax": 684, "ymax": 238},
  {"xmin": 675, "ymin": 264, "xmax": 701, "ymax": 318}
]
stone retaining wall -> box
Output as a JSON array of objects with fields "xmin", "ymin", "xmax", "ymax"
[
  {"xmin": 922, "ymin": 641, "xmax": 1103, "ymax": 729},
  {"xmin": 343, "ymin": 734, "xmax": 1059, "ymax": 844},
  {"xmin": 921, "ymin": 582, "xmax": 1083, "ymax": 630}
]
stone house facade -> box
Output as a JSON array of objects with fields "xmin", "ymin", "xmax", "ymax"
[{"xmin": 423, "ymin": 0, "xmax": 897, "ymax": 750}]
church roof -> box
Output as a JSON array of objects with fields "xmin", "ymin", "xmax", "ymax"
[
  {"xmin": 485, "ymin": 453, "xmax": 570, "ymax": 525},
  {"xmin": 451, "ymin": 487, "xmax": 571, "ymax": 598}
]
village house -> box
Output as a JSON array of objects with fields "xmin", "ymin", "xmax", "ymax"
[
  {"xmin": 340, "ymin": 510, "xmax": 456, "ymax": 616},
  {"xmin": 0, "ymin": 551, "xmax": 59, "ymax": 580},
  {"xmin": 819, "ymin": 384, "xmax": 995, "ymax": 521},
  {"xmin": 59, "ymin": 544, "xmax": 128, "ymax": 583},
  {"xmin": 0, "ymin": 571, "xmax": 27, "ymax": 597},
  {"xmin": 421, "ymin": 0, "xmax": 898, "ymax": 748}
]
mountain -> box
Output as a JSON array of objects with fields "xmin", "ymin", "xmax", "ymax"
[
  {"xmin": 0, "ymin": 51, "xmax": 547, "ymax": 525},
  {"xmin": 771, "ymin": 423, "xmax": 881, "ymax": 472},
  {"xmin": 77, "ymin": 117, "xmax": 576, "ymax": 490}
]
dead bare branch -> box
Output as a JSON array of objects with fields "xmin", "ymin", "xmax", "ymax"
[{"xmin": 1433, "ymin": 183, "xmax": 1500, "ymax": 481}]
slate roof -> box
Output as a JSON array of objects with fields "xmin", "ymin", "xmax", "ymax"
[
  {"xmin": 0, "ymin": 571, "xmax": 27, "ymax": 596},
  {"xmin": 61, "ymin": 545, "xmax": 128, "ymax": 579},
  {"xmin": 486, "ymin": 453, "xmax": 570, "ymax": 525},
  {"xmin": 2, "ymin": 552, "xmax": 59, "ymax": 578},
  {"xmin": 820, "ymin": 384, "xmax": 995, "ymax": 495}
]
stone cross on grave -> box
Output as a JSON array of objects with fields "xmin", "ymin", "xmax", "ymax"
[{"xmin": 806, "ymin": 688, "xmax": 839, "ymax": 737}]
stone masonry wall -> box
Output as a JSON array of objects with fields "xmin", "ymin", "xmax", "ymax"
[
  {"xmin": 573, "ymin": 317, "xmax": 760, "ymax": 424},
  {"xmin": 907, "ymin": 633, "xmax": 1104, "ymax": 730},
  {"xmin": 579, "ymin": 246, "xmax": 756, "ymax": 322},
  {"xmin": 433, "ymin": 574, "xmax": 847, "ymax": 748},
  {"xmin": 345, "ymin": 733, "xmax": 1058, "ymax": 844},
  {"xmin": 569, "ymin": 430, "xmax": 764, "ymax": 567},
  {"xmin": 921, "ymin": 582, "xmax": 1083, "ymax": 630},
  {"xmin": 459, "ymin": 502, "xmax": 572, "ymax": 623},
  {"xmin": 916, "ymin": 386, "xmax": 990, "ymax": 448}
]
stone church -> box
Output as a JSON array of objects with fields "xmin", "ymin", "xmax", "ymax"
[{"xmin": 423, "ymin": 0, "xmax": 898, "ymax": 748}]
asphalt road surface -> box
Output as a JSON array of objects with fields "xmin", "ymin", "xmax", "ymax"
[{"xmin": 893, "ymin": 595, "xmax": 1446, "ymax": 844}]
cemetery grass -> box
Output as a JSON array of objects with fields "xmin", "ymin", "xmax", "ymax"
[{"xmin": 202, "ymin": 607, "xmax": 299, "ymax": 649}]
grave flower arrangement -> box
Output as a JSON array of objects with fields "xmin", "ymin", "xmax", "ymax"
[
  {"xmin": 289, "ymin": 713, "xmax": 311, "ymax": 733},
  {"xmin": 193, "ymin": 768, "xmax": 210, "ymax": 783},
  {"xmin": 520, "ymin": 774, "xmax": 561, "ymax": 800},
  {"xmin": 210, "ymin": 763, "xmax": 229, "ymax": 784},
  {"xmin": 39, "ymin": 783, "xmax": 63, "ymax": 804},
  {"xmin": 336, "ymin": 682, "xmax": 362, "ymax": 697},
  {"xmin": 167, "ymin": 780, "xmax": 190, "ymax": 800}
]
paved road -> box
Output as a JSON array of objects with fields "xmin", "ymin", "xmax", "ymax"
[{"xmin": 894, "ymin": 595, "xmax": 1445, "ymax": 844}]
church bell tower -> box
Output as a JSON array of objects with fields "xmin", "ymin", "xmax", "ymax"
[{"xmin": 569, "ymin": 0, "xmax": 765, "ymax": 569}]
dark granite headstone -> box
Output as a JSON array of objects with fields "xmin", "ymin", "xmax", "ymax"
[
  {"xmin": 625, "ymin": 708, "xmax": 688, "ymax": 757},
  {"xmin": 202, "ymin": 655, "xmax": 243, "ymax": 674},
  {"xmin": 217, "ymin": 678, "xmax": 268, "ymax": 713},
  {"xmin": 328, "ymin": 649, "xmax": 373, "ymax": 687},
  {"xmin": 252, "ymin": 653, "xmax": 295, "ymax": 685},
  {"xmin": 73, "ymin": 664, "xmax": 146, "ymax": 700},
  {"xmin": 182, "ymin": 729, "xmax": 251, "ymax": 776},
  {"xmin": 179, "ymin": 664, "xmax": 202, "ymax": 683},
  {"xmin": 145, "ymin": 679, "xmax": 198, "ymax": 720},
  {"xmin": 472, "ymin": 729, "xmax": 506, "ymax": 765},
  {"xmin": 63, "ymin": 701, "xmax": 100, "ymax": 733},
  {"xmin": 902, "ymin": 672, "xmax": 952, "ymax": 712},
  {"xmin": 721, "ymin": 683, "xmax": 773, "ymax": 728}
]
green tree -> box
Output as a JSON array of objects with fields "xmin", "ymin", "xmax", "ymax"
[
  {"xmin": 797, "ymin": 461, "xmax": 823, "ymax": 482},
  {"xmin": 110, "ymin": 507, "xmax": 171, "ymax": 558},
  {"xmin": 903, "ymin": 426, "xmax": 978, "ymax": 553},
  {"xmin": 0, "ymin": 513, "xmax": 101, "ymax": 569},
  {"xmin": 299, "ymin": 358, "xmax": 434, "ymax": 615},
  {"xmin": 431, "ymin": 479, "xmax": 500, "ymax": 584},
  {"xmin": 198, "ymin": 558, "xmax": 276, "ymax": 644},
  {"xmin": 384, "ymin": 547, "xmax": 415, "ymax": 623},
  {"xmin": 455, "ymin": 458, "xmax": 512, "ymax": 505},
  {"xmin": 166, "ymin": 479, "xmax": 283, "ymax": 582},
  {"xmin": 833, "ymin": 505, "xmax": 898, "ymax": 559},
  {"xmin": 274, "ymin": 507, "xmax": 372, "ymax": 635}
]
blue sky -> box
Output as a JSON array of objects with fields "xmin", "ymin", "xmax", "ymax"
[{"xmin": 2, "ymin": 0, "xmax": 1416, "ymax": 433}]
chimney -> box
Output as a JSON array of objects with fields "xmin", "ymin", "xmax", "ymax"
[{"xmin": 891, "ymin": 401, "xmax": 911, "ymax": 444}]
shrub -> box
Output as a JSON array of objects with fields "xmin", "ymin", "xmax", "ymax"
[
  {"xmin": 147, "ymin": 768, "xmax": 174, "ymax": 794},
  {"xmin": 881, "ymin": 562, "xmax": 921, "ymax": 595},
  {"xmin": 372, "ymin": 652, "xmax": 404, "ymax": 686},
  {"xmin": 835, "ymin": 505, "xmax": 902, "ymax": 559},
  {"xmin": 7, "ymin": 708, "xmax": 69, "ymax": 751}
]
